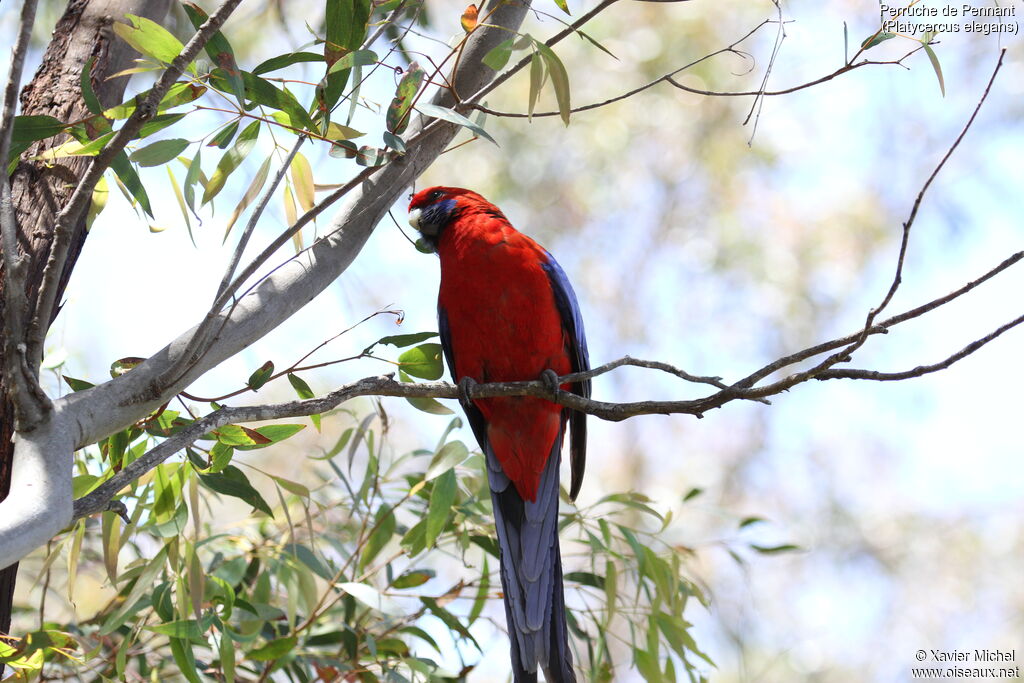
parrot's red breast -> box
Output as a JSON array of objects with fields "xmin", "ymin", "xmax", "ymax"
[
  {"xmin": 408, "ymin": 186, "xmax": 587, "ymax": 682},
  {"xmin": 433, "ymin": 196, "xmax": 572, "ymax": 501}
]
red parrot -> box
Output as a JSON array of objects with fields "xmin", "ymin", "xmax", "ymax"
[{"xmin": 408, "ymin": 187, "xmax": 590, "ymax": 682}]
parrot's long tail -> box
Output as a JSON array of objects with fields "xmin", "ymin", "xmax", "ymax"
[{"xmin": 486, "ymin": 432, "xmax": 575, "ymax": 683}]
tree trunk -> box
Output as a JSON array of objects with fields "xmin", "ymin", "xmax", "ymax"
[{"xmin": 0, "ymin": 0, "xmax": 171, "ymax": 663}]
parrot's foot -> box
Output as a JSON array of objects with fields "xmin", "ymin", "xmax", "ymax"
[
  {"xmin": 457, "ymin": 376, "xmax": 478, "ymax": 410},
  {"xmin": 540, "ymin": 368, "xmax": 561, "ymax": 399}
]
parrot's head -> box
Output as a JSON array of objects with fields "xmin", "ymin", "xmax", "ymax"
[{"xmin": 407, "ymin": 186, "xmax": 482, "ymax": 251}]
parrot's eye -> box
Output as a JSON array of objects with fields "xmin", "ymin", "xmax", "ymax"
[{"xmin": 429, "ymin": 190, "xmax": 443, "ymax": 201}]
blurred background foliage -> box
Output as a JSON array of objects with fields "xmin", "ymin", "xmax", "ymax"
[{"xmin": 2, "ymin": 0, "xmax": 1022, "ymax": 680}]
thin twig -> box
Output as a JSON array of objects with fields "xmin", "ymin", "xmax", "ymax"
[
  {"xmin": 817, "ymin": 313, "xmax": 1024, "ymax": 382},
  {"xmin": 844, "ymin": 48, "xmax": 1007, "ymax": 353},
  {"xmin": 215, "ymin": 136, "xmax": 305, "ymax": 300},
  {"xmin": 732, "ymin": 250, "xmax": 1024, "ymax": 391}
]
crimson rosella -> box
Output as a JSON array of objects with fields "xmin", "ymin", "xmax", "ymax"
[{"xmin": 408, "ymin": 187, "xmax": 590, "ymax": 682}]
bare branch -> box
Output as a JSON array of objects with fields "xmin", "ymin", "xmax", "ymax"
[
  {"xmin": 75, "ymin": 295, "xmax": 1024, "ymax": 519},
  {"xmin": 733, "ymin": 250, "xmax": 1024, "ymax": 391},
  {"xmin": 26, "ymin": 0, "xmax": 246, "ymax": 377},
  {"xmin": 817, "ymin": 313, "xmax": 1024, "ymax": 382},
  {"xmin": 868, "ymin": 47, "xmax": 1007, "ymax": 328},
  {"xmin": 469, "ymin": 11, "xmax": 926, "ymax": 122}
]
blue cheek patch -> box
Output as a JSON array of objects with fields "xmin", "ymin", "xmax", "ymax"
[{"xmin": 423, "ymin": 198, "xmax": 458, "ymax": 232}]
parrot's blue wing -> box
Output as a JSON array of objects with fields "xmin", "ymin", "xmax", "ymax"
[{"xmin": 541, "ymin": 254, "xmax": 591, "ymax": 500}]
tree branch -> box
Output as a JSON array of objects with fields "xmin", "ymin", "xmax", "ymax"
[
  {"xmin": 816, "ymin": 313, "xmax": 1024, "ymax": 383},
  {"xmin": 73, "ymin": 290, "xmax": 1024, "ymax": 520},
  {"xmin": 0, "ymin": 0, "xmax": 50, "ymax": 431}
]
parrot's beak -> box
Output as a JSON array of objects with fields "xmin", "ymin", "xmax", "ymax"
[{"xmin": 407, "ymin": 208, "xmax": 422, "ymax": 232}]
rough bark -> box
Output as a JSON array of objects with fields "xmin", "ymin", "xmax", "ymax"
[{"xmin": 0, "ymin": 0, "xmax": 171, "ymax": 658}]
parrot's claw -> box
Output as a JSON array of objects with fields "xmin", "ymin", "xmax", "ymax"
[
  {"xmin": 540, "ymin": 368, "xmax": 561, "ymax": 399},
  {"xmin": 458, "ymin": 376, "xmax": 478, "ymax": 409}
]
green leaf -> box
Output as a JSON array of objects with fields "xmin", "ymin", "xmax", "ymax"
[
  {"xmin": 425, "ymin": 440, "xmax": 469, "ymax": 481},
  {"xmin": 564, "ymin": 571, "xmax": 604, "ymax": 589},
  {"xmin": 170, "ymin": 637, "xmax": 203, "ymax": 683},
  {"xmin": 129, "ymin": 138, "xmax": 189, "ymax": 167},
  {"xmin": 535, "ymin": 42, "xmax": 571, "ymax": 125},
  {"xmin": 553, "ymin": 0, "xmax": 570, "ymax": 14},
  {"xmin": 80, "ymin": 57, "xmax": 103, "ymax": 115},
  {"xmin": 338, "ymin": 582, "xmax": 404, "ymax": 616},
  {"xmin": 203, "ymin": 120, "xmax": 260, "ymax": 205},
  {"xmin": 166, "ymin": 167, "xmax": 193, "ymax": 243},
  {"xmin": 273, "ymin": 475, "xmax": 310, "ymax": 498},
  {"xmin": 398, "ymin": 343, "xmax": 444, "ymax": 380},
  {"xmin": 249, "ymin": 636, "xmax": 297, "ymax": 661},
  {"xmin": 635, "ymin": 648, "xmax": 664, "ymax": 683},
  {"xmin": 253, "ymin": 51, "xmax": 324, "ymax": 75},
  {"xmin": 682, "ymin": 487, "xmax": 703, "ymax": 502},
  {"xmin": 12, "ymin": 115, "xmax": 67, "ymax": 144},
  {"xmin": 860, "ymin": 31, "xmax": 896, "ymax": 50},
  {"xmin": 287, "ymin": 373, "xmax": 314, "ymax": 399},
  {"xmin": 241, "ymin": 423, "xmax": 305, "ymax": 446},
  {"xmin": 327, "ymin": 49, "xmax": 378, "ymax": 74},
  {"xmin": 738, "ymin": 516, "xmax": 764, "ymax": 529},
  {"xmin": 144, "ymin": 619, "xmax": 206, "ymax": 644},
  {"xmin": 470, "ymin": 534, "xmax": 499, "ymax": 558},
  {"xmin": 208, "ymin": 120, "xmax": 239, "ymax": 149},
  {"xmin": 376, "ymin": 331, "xmax": 439, "ymax": 350},
  {"xmin": 392, "ymin": 569, "xmax": 435, "ymax": 589},
  {"xmin": 325, "ymin": 122, "xmax": 364, "ymax": 141},
  {"xmin": 290, "ymin": 152, "xmax": 315, "ymax": 211},
  {"xmin": 283, "ymin": 543, "xmax": 332, "ymax": 579},
  {"xmin": 468, "ymin": 556, "xmax": 489, "ymax": 625},
  {"xmin": 109, "ymin": 152, "xmax": 153, "ymax": 216},
  {"xmin": 386, "ymin": 62, "xmax": 425, "ymax": 135},
  {"xmin": 321, "ymin": 0, "xmax": 372, "ymax": 112},
  {"xmin": 750, "ymin": 543, "xmax": 801, "ymax": 554},
  {"xmin": 415, "ymin": 103, "xmax": 497, "ymax": 145},
  {"xmin": 604, "ymin": 559, "xmax": 618, "ymax": 624},
  {"xmin": 214, "ymin": 424, "xmax": 259, "ymax": 446},
  {"xmin": 287, "ymin": 373, "xmax": 320, "ymax": 430},
  {"xmin": 923, "ymin": 43, "xmax": 945, "ymax": 97},
  {"xmin": 198, "ymin": 465, "xmax": 274, "ymax": 516},
  {"xmin": 113, "ymin": 15, "xmax": 185, "ymax": 64},
  {"xmin": 483, "ymin": 38, "xmax": 515, "ymax": 71},
  {"xmin": 246, "ymin": 360, "xmax": 275, "ymax": 391},
  {"xmin": 182, "ymin": 147, "xmax": 202, "ymax": 211},
  {"xmin": 234, "ymin": 71, "xmax": 316, "ymax": 132},
  {"xmin": 425, "ymin": 469, "xmax": 457, "ymax": 547},
  {"xmin": 62, "ymin": 375, "xmax": 95, "ymax": 392},
  {"xmin": 182, "ymin": 3, "xmax": 245, "ymax": 107},
  {"xmin": 223, "ymin": 154, "xmax": 271, "ymax": 240},
  {"xmin": 208, "ymin": 442, "xmax": 235, "ymax": 473},
  {"xmin": 359, "ymin": 504, "xmax": 397, "ymax": 572},
  {"xmin": 528, "ymin": 51, "xmax": 544, "ymax": 120},
  {"xmin": 100, "ymin": 547, "xmax": 168, "ymax": 635},
  {"xmin": 420, "ymin": 597, "xmax": 480, "ymax": 650},
  {"xmin": 324, "ymin": 0, "xmax": 372, "ymax": 65}
]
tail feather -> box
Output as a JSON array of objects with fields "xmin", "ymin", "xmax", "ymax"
[{"xmin": 487, "ymin": 431, "xmax": 575, "ymax": 683}]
